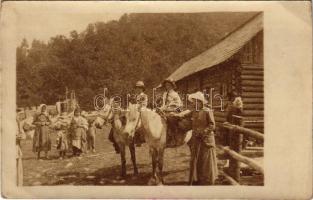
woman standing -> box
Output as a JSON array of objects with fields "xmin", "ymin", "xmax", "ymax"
[
  {"xmin": 176, "ymin": 91, "xmax": 218, "ymax": 185},
  {"xmin": 16, "ymin": 110, "xmax": 26, "ymax": 186},
  {"xmin": 32, "ymin": 104, "xmax": 52, "ymax": 160},
  {"xmin": 70, "ymin": 108, "xmax": 88, "ymax": 156}
]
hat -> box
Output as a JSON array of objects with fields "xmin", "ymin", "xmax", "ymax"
[
  {"xmin": 135, "ymin": 81, "xmax": 145, "ymax": 88},
  {"xmin": 162, "ymin": 78, "xmax": 176, "ymax": 89},
  {"xmin": 188, "ymin": 91, "xmax": 208, "ymax": 104},
  {"xmin": 74, "ymin": 107, "xmax": 81, "ymax": 114}
]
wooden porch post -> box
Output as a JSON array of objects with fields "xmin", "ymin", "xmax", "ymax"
[{"xmin": 229, "ymin": 115, "xmax": 244, "ymax": 182}]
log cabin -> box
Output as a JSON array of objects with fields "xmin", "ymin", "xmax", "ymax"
[{"xmin": 165, "ymin": 13, "xmax": 263, "ymax": 133}]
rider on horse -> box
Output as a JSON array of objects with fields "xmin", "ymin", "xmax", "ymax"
[
  {"xmin": 108, "ymin": 81, "xmax": 149, "ymax": 153},
  {"xmin": 160, "ymin": 78, "xmax": 182, "ymax": 112},
  {"xmin": 133, "ymin": 81, "xmax": 148, "ymax": 146},
  {"xmin": 158, "ymin": 78, "xmax": 183, "ymax": 147}
]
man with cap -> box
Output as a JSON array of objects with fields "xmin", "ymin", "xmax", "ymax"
[
  {"xmin": 135, "ymin": 81, "xmax": 148, "ymax": 110},
  {"xmin": 134, "ymin": 81, "xmax": 148, "ymax": 146}
]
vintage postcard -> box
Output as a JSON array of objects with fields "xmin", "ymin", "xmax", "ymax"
[{"xmin": 1, "ymin": 1, "xmax": 312, "ymax": 199}]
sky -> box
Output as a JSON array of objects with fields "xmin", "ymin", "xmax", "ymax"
[
  {"xmin": 3, "ymin": 1, "xmax": 261, "ymax": 45},
  {"xmin": 3, "ymin": 1, "xmax": 309, "ymax": 46},
  {"xmin": 4, "ymin": 2, "xmax": 127, "ymax": 44},
  {"xmin": 17, "ymin": 12, "xmax": 123, "ymax": 44}
]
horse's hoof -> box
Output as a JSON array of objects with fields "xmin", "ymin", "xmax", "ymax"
[
  {"xmin": 116, "ymin": 175, "xmax": 126, "ymax": 181},
  {"xmin": 148, "ymin": 177, "xmax": 158, "ymax": 185},
  {"xmin": 148, "ymin": 179, "xmax": 154, "ymax": 185},
  {"xmin": 112, "ymin": 177, "xmax": 126, "ymax": 184},
  {"xmin": 130, "ymin": 175, "xmax": 138, "ymax": 180},
  {"xmin": 157, "ymin": 181, "xmax": 164, "ymax": 186}
]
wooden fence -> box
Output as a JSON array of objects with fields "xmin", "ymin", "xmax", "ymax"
[{"xmin": 218, "ymin": 115, "xmax": 264, "ymax": 185}]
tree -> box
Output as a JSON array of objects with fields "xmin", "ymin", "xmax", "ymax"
[{"xmin": 16, "ymin": 12, "xmax": 258, "ymax": 109}]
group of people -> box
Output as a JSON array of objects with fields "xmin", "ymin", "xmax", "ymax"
[
  {"xmin": 108, "ymin": 78, "xmax": 220, "ymax": 185},
  {"xmin": 18, "ymin": 104, "xmax": 97, "ymax": 161},
  {"xmin": 16, "ymin": 77, "xmax": 243, "ymax": 186}
]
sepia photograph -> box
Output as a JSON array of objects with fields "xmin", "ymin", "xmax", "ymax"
[
  {"xmin": 15, "ymin": 10, "xmax": 264, "ymax": 186},
  {"xmin": 1, "ymin": 1, "xmax": 312, "ymax": 199}
]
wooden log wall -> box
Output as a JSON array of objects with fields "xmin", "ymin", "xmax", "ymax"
[
  {"xmin": 240, "ymin": 63, "xmax": 263, "ymax": 133},
  {"xmin": 175, "ymin": 31, "xmax": 264, "ymax": 134},
  {"xmin": 201, "ymin": 64, "xmax": 234, "ymax": 126},
  {"xmin": 235, "ymin": 31, "xmax": 264, "ymax": 133}
]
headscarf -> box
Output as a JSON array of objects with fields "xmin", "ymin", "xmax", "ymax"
[
  {"xmin": 74, "ymin": 107, "xmax": 81, "ymax": 114},
  {"xmin": 233, "ymin": 97, "xmax": 243, "ymax": 109},
  {"xmin": 38, "ymin": 104, "xmax": 48, "ymax": 115}
]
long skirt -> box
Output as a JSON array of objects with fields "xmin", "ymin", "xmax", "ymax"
[
  {"xmin": 72, "ymin": 127, "xmax": 87, "ymax": 152},
  {"xmin": 32, "ymin": 125, "xmax": 51, "ymax": 153},
  {"xmin": 189, "ymin": 137, "xmax": 218, "ymax": 185}
]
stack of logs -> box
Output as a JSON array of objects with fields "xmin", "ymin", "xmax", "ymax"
[{"xmin": 240, "ymin": 63, "xmax": 264, "ymax": 133}]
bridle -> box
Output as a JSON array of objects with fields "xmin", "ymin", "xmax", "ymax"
[
  {"xmin": 99, "ymin": 105, "xmax": 113, "ymax": 124},
  {"xmin": 134, "ymin": 110, "xmax": 142, "ymax": 131}
]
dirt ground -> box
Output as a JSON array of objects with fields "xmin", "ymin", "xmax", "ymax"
[{"xmin": 21, "ymin": 126, "xmax": 263, "ymax": 186}]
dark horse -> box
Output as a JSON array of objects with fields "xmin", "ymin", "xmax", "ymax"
[{"xmin": 93, "ymin": 102, "xmax": 138, "ymax": 180}]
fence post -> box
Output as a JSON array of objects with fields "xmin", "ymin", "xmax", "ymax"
[{"xmin": 229, "ymin": 115, "xmax": 244, "ymax": 182}]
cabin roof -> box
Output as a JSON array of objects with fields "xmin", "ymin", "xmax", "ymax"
[{"xmin": 166, "ymin": 13, "xmax": 263, "ymax": 82}]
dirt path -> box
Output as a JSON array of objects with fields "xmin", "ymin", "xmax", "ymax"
[{"xmin": 21, "ymin": 127, "xmax": 262, "ymax": 186}]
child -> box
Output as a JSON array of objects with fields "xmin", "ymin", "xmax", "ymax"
[
  {"xmin": 56, "ymin": 127, "xmax": 69, "ymax": 159},
  {"xmin": 176, "ymin": 91, "xmax": 218, "ymax": 185},
  {"xmin": 87, "ymin": 120, "xmax": 96, "ymax": 153}
]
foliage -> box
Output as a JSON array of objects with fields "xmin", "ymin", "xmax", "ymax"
[{"xmin": 16, "ymin": 12, "xmax": 257, "ymax": 108}]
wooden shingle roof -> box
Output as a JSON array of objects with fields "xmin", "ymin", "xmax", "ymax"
[{"xmin": 167, "ymin": 13, "xmax": 263, "ymax": 82}]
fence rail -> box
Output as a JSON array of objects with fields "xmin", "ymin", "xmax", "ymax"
[{"xmin": 218, "ymin": 115, "xmax": 264, "ymax": 185}]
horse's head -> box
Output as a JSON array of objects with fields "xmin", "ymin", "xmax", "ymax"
[
  {"xmin": 94, "ymin": 102, "xmax": 114, "ymax": 128},
  {"xmin": 93, "ymin": 116, "xmax": 106, "ymax": 129},
  {"xmin": 123, "ymin": 103, "xmax": 141, "ymax": 141}
]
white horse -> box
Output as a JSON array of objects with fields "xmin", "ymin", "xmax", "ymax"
[
  {"xmin": 93, "ymin": 102, "xmax": 139, "ymax": 179},
  {"xmin": 123, "ymin": 103, "xmax": 192, "ymax": 185}
]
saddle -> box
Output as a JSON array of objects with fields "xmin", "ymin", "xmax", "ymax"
[{"xmin": 156, "ymin": 109, "xmax": 192, "ymax": 148}]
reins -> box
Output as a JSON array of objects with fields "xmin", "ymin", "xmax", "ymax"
[{"xmin": 134, "ymin": 108, "xmax": 142, "ymax": 131}]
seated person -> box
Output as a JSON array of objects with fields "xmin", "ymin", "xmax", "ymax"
[
  {"xmin": 158, "ymin": 78, "xmax": 183, "ymax": 147},
  {"xmin": 134, "ymin": 81, "xmax": 148, "ymax": 146}
]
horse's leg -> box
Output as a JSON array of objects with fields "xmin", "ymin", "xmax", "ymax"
[
  {"xmin": 119, "ymin": 144, "xmax": 127, "ymax": 178},
  {"xmin": 129, "ymin": 142, "xmax": 138, "ymax": 175},
  {"xmin": 152, "ymin": 149, "xmax": 158, "ymax": 179},
  {"xmin": 157, "ymin": 148, "xmax": 165, "ymax": 184},
  {"xmin": 148, "ymin": 148, "xmax": 158, "ymax": 185}
]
